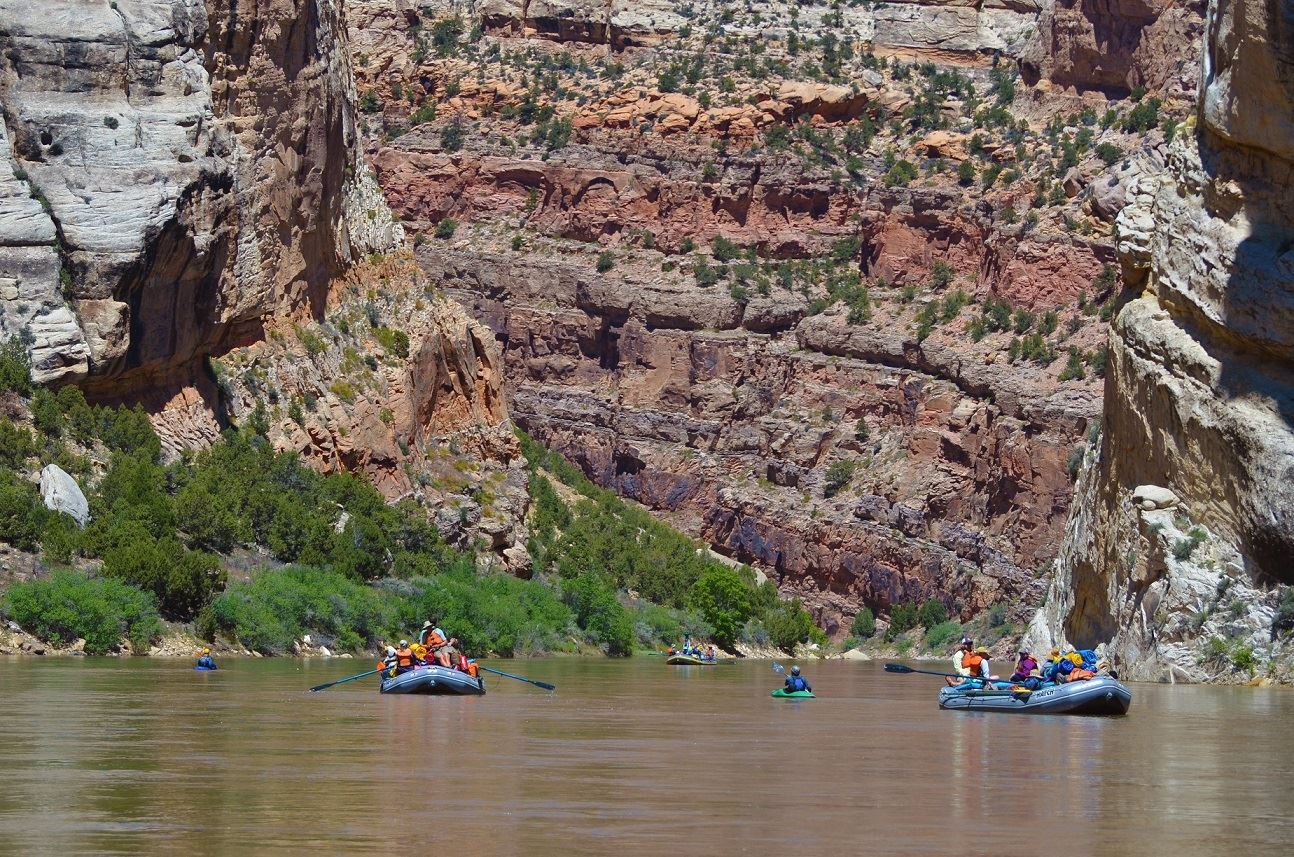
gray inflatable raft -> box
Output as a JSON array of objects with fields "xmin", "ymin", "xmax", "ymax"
[
  {"xmin": 938, "ymin": 675, "xmax": 1131, "ymax": 715},
  {"xmin": 380, "ymin": 665, "xmax": 485, "ymax": 695}
]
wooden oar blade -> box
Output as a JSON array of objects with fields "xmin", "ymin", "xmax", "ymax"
[{"xmin": 884, "ymin": 663, "xmax": 915, "ymax": 673}]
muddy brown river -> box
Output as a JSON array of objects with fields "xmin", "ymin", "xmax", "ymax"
[{"xmin": 0, "ymin": 657, "xmax": 1290, "ymax": 855}]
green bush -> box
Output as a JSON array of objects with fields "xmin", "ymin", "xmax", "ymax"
[
  {"xmin": 917, "ymin": 598, "xmax": 949, "ymax": 628},
  {"xmin": 563, "ymin": 571, "xmax": 633, "ymax": 656},
  {"xmin": 0, "ymin": 418, "xmax": 37, "ymax": 470},
  {"xmin": 212, "ymin": 566, "xmax": 397, "ymax": 655},
  {"xmin": 373, "ymin": 327, "xmax": 410, "ymax": 358},
  {"xmin": 30, "ymin": 388, "xmax": 63, "ymax": 437},
  {"xmin": 1272, "ymin": 589, "xmax": 1294, "ymax": 638},
  {"xmin": 851, "ymin": 606, "xmax": 876, "ymax": 639},
  {"xmin": 1, "ymin": 570, "xmax": 161, "ymax": 654},
  {"xmin": 396, "ymin": 564, "xmax": 572, "ymax": 656},
  {"xmin": 0, "ymin": 337, "xmax": 32, "ymax": 396},
  {"xmin": 823, "ymin": 459, "xmax": 857, "ymax": 498},
  {"xmin": 435, "ymin": 218, "xmax": 458, "ymax": 239},
  {"xmin": 986, "ymin": 602, "xmax": 1008, "ymax": 627},
  {"xmin": 596, "ymin": 251, "xmax": 615, "ymax": 273},
  {"xmin": 764, "ymin": 597, "xmax": 814, "ymax": 651},
  {"xmin": 688, "ymin": 565, "xmax": 754, "ymax": 648},
  {"xmin": 925, "ymin": 620, "xmax": 963, "ymax": 650},
  {"xmin": 0, "ymin": 475, "xmax": 47, "ymax": 552},
  {"xmin": 886, "ymin": 602, "xmax": 918, "ymax": 640},
  {"xmin": 102, "ymin": 536, "xmax": 225, "ymax": 619}
]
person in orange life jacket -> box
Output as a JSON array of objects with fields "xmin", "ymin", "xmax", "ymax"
[
  {"xmin": 394, "ymin": 640, "xmax": 416, "ymax": 673},
  {"xmin": 420, "ymin": 620, "xmax": 447, "ymax": 648},
  {"xmin": 954, "ymin": 647, "xmax": 992, "ymax": 689},
  {"xmin": 945, "ymin": 637, "xmax": 974, "ymax": 687},
  {"xmin": 784, "ymin": 665, "xmax": 811, "ymax": 693},
  {"xmin": 421, "ymin": 620, "xmax": 452, "ymax": 664}
]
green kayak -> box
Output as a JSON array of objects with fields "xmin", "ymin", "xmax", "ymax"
[{"xmin": 770, "ymin": 688, "xmax": 815, "ymax": 699}]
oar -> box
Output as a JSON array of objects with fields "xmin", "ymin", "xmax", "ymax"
[
  {"xmin": 309, "ymin": 667, "xmax": 382, "ymax": 693},
  {"xmin": 476, "ymin": 664, "xmax": 556, "ymax": 692},
  {"xmin": 773, "ymin": 662, "xmax": 785, "ymax": 674},
  {"xmin": 883, "ymin": 662, "xmax": 1024, "ymax": 690}
]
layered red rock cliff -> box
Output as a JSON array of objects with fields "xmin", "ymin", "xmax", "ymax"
[{"xmin": 344, "ymin": 1, "xmax": 1155, "ymax": 633}]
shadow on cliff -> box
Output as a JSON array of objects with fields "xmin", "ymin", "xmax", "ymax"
[{"xmin": 1204, "ymin": 131, "xmax": 1294, "ymax": 584}]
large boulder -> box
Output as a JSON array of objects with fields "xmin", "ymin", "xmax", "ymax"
[{"xmin": 39, "ymin": 464, "xmax": 89, "ymax": 527}]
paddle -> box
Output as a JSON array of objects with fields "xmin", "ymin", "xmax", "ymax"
[
  {"xmin": 883, "ymin": 662, "xmax": 1028, "ymax": 691},
  {"xmin": 773, "ymin": 662, "xmax": 785, "ymax": 674},
  {"xmin": 476, "ymin": 664, "xmax": 556, "ymax": 692},
  {"xmin": 309, "ymin": 667, "xmax": 382, "ymax": 693}
]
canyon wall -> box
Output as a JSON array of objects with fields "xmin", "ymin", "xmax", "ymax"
[
  {"xmin": 347, "ymin": 0, "xmax": 1156, "ymax": 633},
  {"xmin": 1028, "ymin": 0, "xmax": 1294, "ymax": 680},
  {"xmin": 0, "ymin": 1, "xmax": 520, "ymax": 558},
  {"xmin": 0, "ymin": 0, "xmax": 399, "ymax": 395}
]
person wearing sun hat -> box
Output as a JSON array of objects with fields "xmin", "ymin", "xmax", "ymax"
[
  {"xmin": 973, "ymin": 645, "xmax": 997, "ymax": 681},
  {"xmin": 1011, "ymin": 649, "xmax": 1039, "ymax": 681}
]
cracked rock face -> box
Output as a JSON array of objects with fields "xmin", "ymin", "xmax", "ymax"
[
  {"xmin": 1028, "ymin": 0, "xmax": 1294, "ymax": 680},
  {"xmin": 0, "ymin": 0, "xmax": 400, "ymax": 388}
]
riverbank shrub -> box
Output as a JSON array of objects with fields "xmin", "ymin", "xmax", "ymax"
[
  {"xmin": 210, "ymin": 564, "xmax": 577, "ymax": 657},
  {"xmin": 924, "ymin": 620, "xmax": 963, "ymax": 651},
  {"xmin": 688, "ymin": 565, "xmax": 754, "ymax": 647},
  {"xmin": 917, "ymin": 598, "xmax": 949, "ymax": 628},
  {"xmin": 885, "ymin": 602, "xmax": 919, "ymax": 641},
  {"xmin": 851, "ymin": 607, "xmax": 876, "ymax": 639},
  {"xmin": 210, "ymin": 566, "xmax": 395, "ymax": 654},
  {"xmin": 1, "ymin": 570, "xmax": 162, "ymax": 654}
]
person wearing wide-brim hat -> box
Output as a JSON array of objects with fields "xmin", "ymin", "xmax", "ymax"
[
  {"xmin": 974, "ymin": 646, "xmax": 998, "ymax": 680},
  {"xmin": 1011, "ymin": 649, "xmax": 1039, "ymax": 681}
]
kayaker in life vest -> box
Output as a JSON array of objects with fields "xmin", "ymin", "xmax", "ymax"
[
  {"xmin": 395, "ymin": 640, "xmax": 416, "ymax": 673},
  {"xmin": 945, "ymin": 637, "xmax": 974, "ymax": 687},
  {"xmin": 784, "ymin": 665, "xmax": 811, "ymax": 694},
  {"xmin": 195, "ymin": 648, "xmax": 216, "ymax": 670}
]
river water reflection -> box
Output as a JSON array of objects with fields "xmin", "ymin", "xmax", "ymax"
[{"xmin": 1, "ymin": 657, "xmax": 1290, "ymax": 856}]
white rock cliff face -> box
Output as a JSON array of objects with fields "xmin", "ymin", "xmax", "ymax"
[
  {"xmin": 0, "ymin": 0, "xmax": 400, "ymax": 387},
  {"xmin": 1029, "ymin": 0, "xmax": 1294, "ymax": 681}
]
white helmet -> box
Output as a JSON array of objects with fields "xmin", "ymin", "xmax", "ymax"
[{"xmin": 399, "ymin": 640, "xmax": 408, "ymax": 647}]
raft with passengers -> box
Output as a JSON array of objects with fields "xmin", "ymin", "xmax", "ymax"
[
  {"xmin": 887, "ymin": 639, "xmax": 1132, "ymax": 716},
  {"xmin": 665, "ymin": 641, "xmax": 722, "ymax": 665},
  {"xmin": 375, "ymin": 621, "xmax": 485, "ymax": 695},
  {"xmin": 308, "ymin": 617, "xmax": 556, "ymax": 696}
]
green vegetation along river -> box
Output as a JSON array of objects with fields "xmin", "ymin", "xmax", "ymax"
[{"xmin": 1, "ymin": 658, "xmax": 1290, "ymax": 856}]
